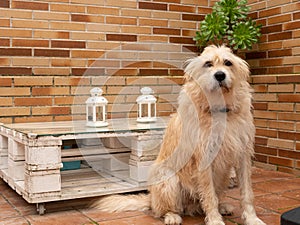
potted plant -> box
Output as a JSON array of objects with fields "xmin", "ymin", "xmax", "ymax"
[{"xmin": 194, "ymin": 0, "xmax": 262, "ymax": 51}]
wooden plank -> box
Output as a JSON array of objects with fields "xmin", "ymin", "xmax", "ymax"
[{"xmin": 61, "ymin": 146, "xmax": 130, "ymax": 158}]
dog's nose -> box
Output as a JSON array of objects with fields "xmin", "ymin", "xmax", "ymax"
[{"xmin": 214, "ymin": 71, "xmax": 226, "ymax": 82}]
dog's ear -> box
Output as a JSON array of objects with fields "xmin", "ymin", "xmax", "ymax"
[{"xmin": 183, "ymin": 57, "xmax": 202, "ymax": 81}]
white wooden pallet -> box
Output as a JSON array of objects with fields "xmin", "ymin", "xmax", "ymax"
[{"xmin": 0, "ymin": 117, "xmax": 168, "ymax": 215}]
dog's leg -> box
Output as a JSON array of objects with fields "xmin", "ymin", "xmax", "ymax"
[
  {"xmin": 150, "ymin": 167, "xmax": 183, "ymax": 225},
  {"xmin": 199, "ymin": 168, "xmax": 225, "ymax": 225},
  {"xmin": 237, "ymin": 154, "xmax": 266, "ymax": 225}
]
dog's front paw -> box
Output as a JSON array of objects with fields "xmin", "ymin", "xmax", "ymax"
[
  {"xmin": 219, "ymin": 203, "xmax": 234, "ymax": 216},
  {"xmin": 245, "ymin": 217, "xmax": 266, "ymax": 225},
  {"xmin": 164, "ymin": 212, "xmax": 182, "ymax": 225}
]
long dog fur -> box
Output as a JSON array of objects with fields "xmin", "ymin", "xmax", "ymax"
[{"xmin": 90, "ymin": 45, "xmax": 266, "ymax": 225}]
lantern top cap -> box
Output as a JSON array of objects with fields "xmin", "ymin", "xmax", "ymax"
[
  {"xmin": 140, "ymin": 87, "xmax": 153, "ymax": 95},
  {"xmin": 90, "ymin": 87, "xmax": 103, "ymax": 96},
  {"xmin": 86, "ymin": 87, "xmax": 108, "ymax": 104},
  {"xmin": 136, "ymin": 87, "xmax": 156, "ymax": 103}
]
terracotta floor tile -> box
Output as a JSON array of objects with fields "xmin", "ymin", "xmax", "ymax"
[
  {"xmin": 0, "ymin": 195, "xmax": 7, "ymax": 204},
  {"xmin": 25, "ymin": 210, "xmax": 92, "ymax": 225},
  {"xmin": 96, "ymin": 214, "xmax": 164, "ymax": 225},
  {"xmin": 253, "ymin": 178, "xmax": 300, "ymax": 194},
  {"xmin": 81, "ymin": 208, "xmax": 144, "ymax": 222},
  {"xmin": 281, "ymin": 188, "xmax": 300, "ymax": 200},
  {"xmin": 0, "ymin": 202, "xmax": 20, "ymax": 220},
  {"xmin": 0, "ymin": 216, "xmax": 29, "ymax": 225},
  {"xmin": 181, "ymin": 215, "xmax": 205, "ymax": 225},
  {"xmin": 255, "ymin": 193, "xmax": 300, "ymax": 213},
  {"xmin": 258, "ymin": 212, "xmax": 281, "ymax": 225},
  {"xmin": 251, "ymin": 168, "xmax": 295, "ymax": 183}
]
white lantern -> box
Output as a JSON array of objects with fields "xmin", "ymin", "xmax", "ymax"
[
  {"xmin": 86, "ymin": 87, "xmax": 108, "ymax": 127},
  {"xmin": 136, "ymin": 87, "xmax": 157, "ymax": 123}
]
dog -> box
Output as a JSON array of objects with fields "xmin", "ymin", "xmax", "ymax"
[{"xmin": 90, "ymin": 45, "xmax": 266, "ymax": 225}]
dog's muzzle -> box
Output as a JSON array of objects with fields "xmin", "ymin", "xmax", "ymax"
[{"xmin": 214, "ymin": 71, "xmax": 229, "ymax": 91}]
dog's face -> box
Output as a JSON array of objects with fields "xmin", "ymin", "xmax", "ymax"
[{"xmin": 184, "ymin": 45, "xmax": 249, "ymax": 93}]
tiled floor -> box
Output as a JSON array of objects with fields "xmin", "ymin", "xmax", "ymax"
[{"xmin": 0, "ymin": 167, "xmax": 299, "ymax": 225}]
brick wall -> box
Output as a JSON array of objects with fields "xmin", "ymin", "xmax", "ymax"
[
  {"xmin": 0, "ymin": 0, "xmax": 208, "ymax": 123},
  {"xmin": 251, "ymin": 74, "xmax": 300, "ymax": 175},
  {"xmin": 247, "ymin": 0, "xmax": 300, "ymax": 75}
]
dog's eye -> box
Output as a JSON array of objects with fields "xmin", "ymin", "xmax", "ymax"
[
  {"xmin": 224, "ymin": 60, "xmax": 233, "ymax": 67},
  {"xmin": 204, "ymin": 61, "xmax": 213, "ymax": 68}
]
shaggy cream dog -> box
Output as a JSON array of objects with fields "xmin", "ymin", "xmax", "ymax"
[{"xmin": 91, "ymin": 45, "xmax": 266, "ymax": 225}]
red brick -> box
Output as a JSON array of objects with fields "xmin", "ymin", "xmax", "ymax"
[
  {"xmin": 278, "ymin": 94, "xmax": 300, "ymax": 103},
  {"xmin": 0, "ymin": 48, "xmax": 32, "ymax": 56},
  {"xmin": 253, "ymin": 103, "xmax": 268, "ymax": 110},
  {"xmin": 278, "ymin": 112, "xmax": 300, "ymax": 121},
  {"xmin": 261, "ymin": 24, "xmax": 282, "ymax": 34},
  {"xmin": 294, "ymin": 12, "xmax": 300, "ymax": 20},
  {"xmin": 0, "ymin": 68, "xmax": 32, "ymax": 75},
  {"xmin": 139, "ymin": 69, "xmax": 168, "ymax": 76},
  {"xmin": 15, "ymin": 97, "xmax": 52, "ymax": 106},
  {"xmin": 0, "ymin": 87, "xmax": 30, "ymax": 96},
  {"xmin": 32, "ymin": 87, "xmax": 69, "ymax": 96},
  {"xmin": 284, "ymin": 21, "xmax": 300, "ymax": 31},
  {"xmin": 34, "ymin": 30, "xmax": 69, "ymax": 39},
  {"xmin": 71, "ymin": 68, "xmax": 105, "ymax": 76},
  {"xmin": 269, "ymin": 31, "xmax": 292, "ymax": 42},
  {"xmin": 12, "ymin": 1, "xmax": 49, "ymax": 10},
  {"xmin": 0, "ymin": 97, "xmax": 12, "ymax": 106},
  {"xmin": 106, "ymin": 16, "xmax": 136, "ymax": 25},
  {"xmin": 260, "ymin": 58, "xmax": 283, "ymax": 67},
  {"xmin": 0, "ymin": 39, "xmax": 9, "ymax": 46},
  {"xmin": 34, "ymin": 49, "xmax": 70, "ymax": 57},
  {"xmin": 268, "ymin": 49, "xmax": 292, "ymax": 58},
  {"xmin": 254, "ymin": 154, "xmax": 268, "ymax": 163},
  {"xmin": 182, "ymin": 14, "xmax": 204, "ymax": 21},
  {"xmin": 0, "ymin": 18, "xmax": 9, "ymax": 27},
  {"xmin": 259, "ymin": 7, "xmax": 281, "ymax": 18},
  {"xmin": 0, "ymin": 78, "xmax": 12, "ymax": 86},
  {"xmin": 256, "ymin": 128, "xmax": 277, "ymax": 138},
  {"xmin": 268, "ymin": 67, "xmax": 294, "ymax": 74},
  {"xmin": 106, "ymin": 34, "xmax": 137, "ymax": 42},
  {"xmin": 153, "ymin": 28, "xmax": 180, "ymax": 35},
  {"xmin": 51, "ymin": 40, "xmax": 86, "ymax": 49},
  {"xmin": 278, "ymin": 131, "xmax": 300, "ymax": 141},
  {"xmin": 169, "ymin": 4, "xmax": 195, "ymax": 13},
  {"xmin": 255, "ymin": 145, "xmax": 278, "ymax": 156},
  {"xmin": 0, "ymin": 0, "xmax": 9, "ymax": 8},
  {"xmin": 14, "ymin": 77, "xmax": 53, "ymax": 86},
  {"xmin": 269, "ymin": 156, "xmax": 293, "ymax": 167},
  {"xmin": 138, "ymin": 2, "xmax": 167, "ymax": 11},
  {"xmin": 170, "ymin": 37, "xmax": 194, "ymax": 44},
  {"xmin": 255, "ymin": 137, "xmax": 268, "ymax": 145},
  {"xmin": 268, "ymin": 14, "xmax": 291, "ymax": 25},
  {"xmin": 246, "ymin": 51, "xmax": 267, "ymax": 59},
  {"xmin": 12, "ymin": 39, "xmax": 49, "ymax": 47},
  {"xmin": 71, "ymin": 14, "xmax": 91, "ymax": 22},
  {"xmin": 32, "ymin": 106, "xmax": 71, "ymax": 115}
]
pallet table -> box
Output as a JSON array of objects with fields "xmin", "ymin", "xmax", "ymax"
[{"xmin": 0, "ymin": 117, "xmax": 169, "ymax": 214}]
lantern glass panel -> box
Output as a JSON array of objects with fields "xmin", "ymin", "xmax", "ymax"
[
  {"xmin": 87, "ymin": 106, "xmax": 93, "ymax": 122},
  {"xmin": 151, "ymin": 103, "xmax": 156, "ymax": 117},
  {"xmin": 97, "ymin": 106, "xmax": 105, "ymax": 121},
  {"xmin": 141, "ymin": 103, "xmax": 148, "ymax": 118}
]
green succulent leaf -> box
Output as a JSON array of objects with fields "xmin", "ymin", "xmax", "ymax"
[
  {"xmin": 194, "ymin": 12, "xmax": 229, "ymax": 48},
  {"xmin": 194, "ymin": 0, "xmax": 261, "ymax": 51}
]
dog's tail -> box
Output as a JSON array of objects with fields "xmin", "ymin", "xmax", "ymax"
[{"xmin": 89, "ymin": 193, "xmax": 150, "ymax": 213}]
